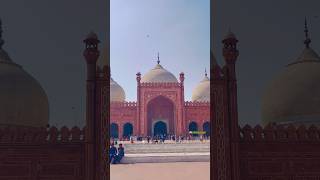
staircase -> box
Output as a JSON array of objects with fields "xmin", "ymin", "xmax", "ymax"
[{"xmin": 116, "ymin": 141, "xmax": 210, "ymax": 164}]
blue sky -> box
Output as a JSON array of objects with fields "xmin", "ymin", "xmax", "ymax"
[{"xmin": 110, "ymin": 0, "xmax": 210, "ymax": 101}]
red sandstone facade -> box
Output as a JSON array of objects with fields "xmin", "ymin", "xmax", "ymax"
[{"xmin": 110, "ymin": 76, "xmax": 210, "ymax": 138}]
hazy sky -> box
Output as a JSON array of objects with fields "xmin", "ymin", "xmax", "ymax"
[
  {"xmin": 110, "ymin": 0, "xmax": 210, "ymax": 103},
  {"xmin": 1, "ymin": 0, "xmax": 319, "ymax": 127}
]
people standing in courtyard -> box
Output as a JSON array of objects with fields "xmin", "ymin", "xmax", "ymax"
[
  {"xmin": 147, "ymin": 136, "xmax": 150, "ymax": 143},
  {"xmin": 130, "ymin": 135, "xmax": 134, "ymax": 143}
]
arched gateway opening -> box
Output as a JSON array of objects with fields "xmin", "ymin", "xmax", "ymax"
[
  {"xmin": 110, "ymin": 123, "xmax": 119, "ymax": 138},
  {"xmin": 123, "ymin": 123, "xmax": 133, "ymax": 138},
  {"xmin": 189, "ymin": 121, "xmax": 198, "ymax": 136},
  {"xmin": 147, "ymin": 96, "xmax": 174, "ymax": 136},
  {"xmin": 153, "ymin": 121, "xmax": 167, "ymax": 136},
  {"xmin": 203, "ymin": 121, "xmax": 210, "ymax": 137}
]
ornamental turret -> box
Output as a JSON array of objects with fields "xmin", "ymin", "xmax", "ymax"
[
  {"xmin": 179, "ymin": 72, "xmax": 185, "ymax": 83},
  {"xmin": 222, "ymin": 31, "xmax": 239, "ymax": 80}
]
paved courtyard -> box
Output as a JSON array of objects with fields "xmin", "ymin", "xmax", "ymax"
[{"xmin": 110, "ymin": 162, "xmax": 210, "ymax": 180}]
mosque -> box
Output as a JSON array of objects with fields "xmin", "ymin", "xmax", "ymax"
[
  {"xmin": 1, "ymin": 18, "xmax": 320, "ymax": 135},
  {"xmin": 109, "ymin": 54, "xmax": 210, "ymax": 138}
]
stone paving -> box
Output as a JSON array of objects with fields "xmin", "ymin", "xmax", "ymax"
[{"xmin": 110, "ymin": 162, "xmax": 210, "ymax": 180}]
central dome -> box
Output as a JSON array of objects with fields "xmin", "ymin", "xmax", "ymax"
[{"xmin": 141, "ymin": 63, "xmax": 178, "ymax": 83}]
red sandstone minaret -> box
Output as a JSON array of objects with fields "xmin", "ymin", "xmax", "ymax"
[
  {"xmin": 136, "ymin": 72, "xmax": 141, "ymax": 135},
  {"xmin": 83, "ymin": 32, "xmax": 100, "ymax": 180},
  {"xmin": 222, "ymin": 31, "xmax": 240, "ymax": 180},
  {"xmin": 179, "ymin": 72, "xmax": 185, "ymax": 135}
]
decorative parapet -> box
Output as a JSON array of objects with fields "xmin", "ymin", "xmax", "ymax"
[
  {"xmin": 239, "ymin": 123, "xmax": 320, "ymax": 142},
  {"xmin": 140, "ymin": 82, "xmax": 181, "ymax": 87},
  {"xmin": 185, "ymin": 101, "xmax": 210, "ymax": 107},
  {"xmin": 0, "ymin": 126, "xmax": 85, "ymax": 143},
  {"xmin": 110, "ymin": 101, "xmax": 137, "ymax": 107}
]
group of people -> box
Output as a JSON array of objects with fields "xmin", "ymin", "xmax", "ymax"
[
  {"xmin": 109, "ymin": 143, "xmax": 124, "ymax": 164},
  {"xmin": 112, "ymin": 134, "xmax": 210, "ymax": 145}
]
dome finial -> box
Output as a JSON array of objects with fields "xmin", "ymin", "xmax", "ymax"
[
  {"xmin": 0, "ymin": 19, "xmax": 4, "ymax": 49},
  {"xmin": 304, "ymin": 17, "xmax": 311, "ymax": 48},
  {"xmin": 157, "ymin": 52, "xmax": 160, "ymax": 64}
]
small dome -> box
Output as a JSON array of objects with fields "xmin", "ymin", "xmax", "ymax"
[
  {"xmin": 0, "ymin": 49, "xmax": 49, "ymax": 127},
  {"xmin": 262, "ymin": 47, "xmax": 320, "ymax": 125},
  {"xmin": 224, "ymin": 31, "xmax": 236, "ymax": 40},
  {"xmin": 110, "ymin": 77, "xmax": 126, "ymax": 102},
  {"xmin": 86, "ymin": 31, "xmax": 98, "ymax": 40},
  {"xmin": 191, "ymin": 74, "xmax": 210, "ymax": 102},
  {"xmin": 141, "ymin": 63, "xmax": 178, "ymax": 83}
]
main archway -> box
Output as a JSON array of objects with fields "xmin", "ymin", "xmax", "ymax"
[
  {"xmin": 153, "ymin": 121, "xmax": 168, "ymax": 136},
  {"xmin": 147, "ymin": 96, "xmax": 175, "ymax": 136}
]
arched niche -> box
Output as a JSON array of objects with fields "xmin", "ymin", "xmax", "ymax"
[
  {"xmin": 123, "ymin": 122, "xmax": 133, "ymax": 138},
  {"xmin": 110, "ymin": 123, "xmax": 119, "ymax": 138},
  {"xmin": 147, "ymin": 95, "xmax": 175, "ymax": 136}
]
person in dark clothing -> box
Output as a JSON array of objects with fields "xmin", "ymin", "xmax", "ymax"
[
  {"xmin": 109, "ymin": 143, "xmax": 117, "ymax": 164},
  {"xmin": 114, "ymin": 144, "xmax": 125, "ymax": 164}
]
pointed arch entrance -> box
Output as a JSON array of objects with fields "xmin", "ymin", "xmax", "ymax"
[
  {"xmin": 203, "ymin": 121, "xmax": 210, "ymax": 137},
  {"xmin": 123, "ymin": 123, "xmax": 133, "ymax": 138},
  {"xmin": 110, "ymin": 123, "xmax": 119, "ymax": 138},
  {"xmin": 147, "ymin": 95, "xmax": 175, "ymax": 136},
  {"xmin": 152, "ymin": 120, "xmax": 168, "ymax": 136},
  {"xmin": 188, "ymin": 121, "xmax": 198, "ymax": 136}
]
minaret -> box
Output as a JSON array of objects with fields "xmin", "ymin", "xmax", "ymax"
[
  {"xmin": 136, "ymin": 72, "xmax": 141, "ymax": 135},
  {"xmin": 179, "ymin": 71, "xmax": 185, "ymax": 135},
  {"xmin": 222, "ymin": 30, "xmax": 240, "ymax": 180},
  {"xmin": 83, "ymin": 31, "xmax": 100, "ymax": 180}
]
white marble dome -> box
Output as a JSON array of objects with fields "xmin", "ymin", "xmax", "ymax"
[
  {"xmin": 110, "ymin": 77, "xmax": 126, "ymax": 102},
  {"xmin": 141, "ymin": 63, "xmax": 178, "ymax": 83},
  {"xmin": 262, "ymin": 46, "xmax": 320, "ymax": 125},
  {"xmin": 0, "ymin": 49, "xmax": 49, "ymax": 127},
  {"xmin": 191, "ymin": 74, "xmax": 210, "ymax": 102}
]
